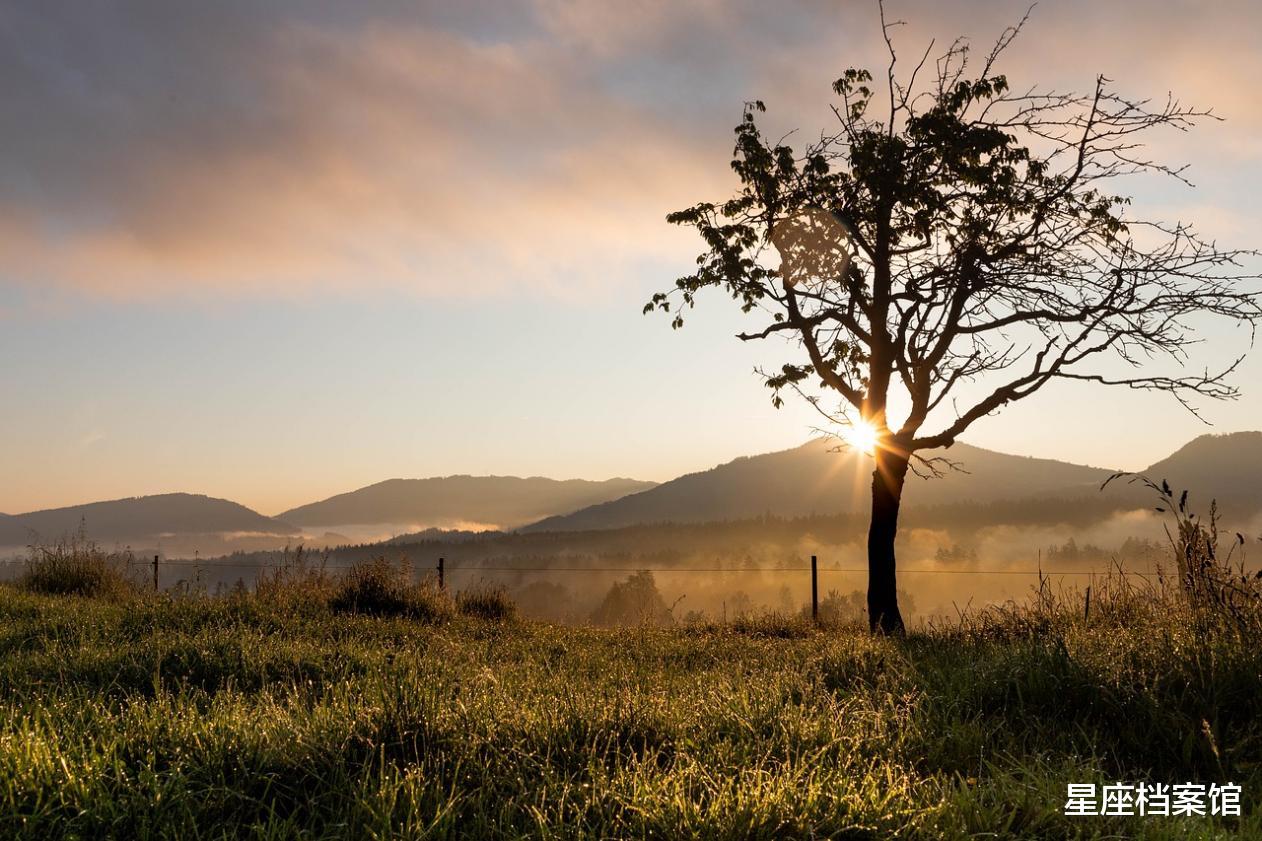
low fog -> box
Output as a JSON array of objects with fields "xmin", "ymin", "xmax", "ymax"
[{"xmin": 7, "ymin": 499, "xmax": 1252, "ymax": 629}]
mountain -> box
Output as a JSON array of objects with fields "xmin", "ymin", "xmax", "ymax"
[
  {"xmin": 5, "ymin": 432, "xmax": 1255, "ymax": 553},
  {"xmin": 1103, "ymin": 431, "xmax": 1262, "ymax": 515},
  {"xmin": 522, "ymin": 439, "xmax": 1116, "ymax": 532},
  {"xmin": 0, "ymin": 493, "xmax": 296, "ymax": 547},
  {"xmin": 278, "ymin": 476, "xmax": 658, "ymax": 531}
]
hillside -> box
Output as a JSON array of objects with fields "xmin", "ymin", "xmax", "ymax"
[
  {"xmin": 0, "ymin": 494, "xmax": 295, "ymax": 547},
  {"xmin": 278, "ymin": 476, "xmax": 657, "ymax": 531},
  {"xmin": 6, "ymin": 433, "xmax": 1258, "ymax": 552},
  {"xmin": 522, "ymin": 439, "xmax": 1115, "ymax": 532},
  {"xmin": 1114, "ymin": 431, "xmax": 1262, "ymax": 513}
]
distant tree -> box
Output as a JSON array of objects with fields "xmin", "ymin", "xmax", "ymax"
[
  {"xmin": 513, "ymin": 580, "xmax": 576, "ymax": 622},
  {"xmin": 590, "ymin": 571, "xmax": 671, "ymax": 625},
  {"xmin": 649, "ymin": 6, "xmax": 1261, "ymax": 633},
  {"xmin": 816, "ymin": 589, "xmax": 867, "ymax": 624},
  {"xmin": 728, "ymin": 589, "xmax": 754, "ymax": 617},
  {"xmin": 778, "ymin": 583, "xmax": 796, "ymax": 614},
  {"xmin": 934, "ymin": 543, "xmax": 977, "ymax": 564},
  {"xmin": 815, "ymin": 587, "xmax": 917, "ymax": 625}
]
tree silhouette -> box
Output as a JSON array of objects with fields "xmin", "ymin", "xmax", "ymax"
[{"xmin": 648, "ymin": 7, "xmax": 1262, "ymax": 633}]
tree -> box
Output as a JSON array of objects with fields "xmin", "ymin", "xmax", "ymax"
[
  {"xmin": 647, "ymin": 7, "xmax": 1261, "ymax": 633},
  {"xmin": 590, "ymin": 570, "xmax": 671, "ymax": 626}
]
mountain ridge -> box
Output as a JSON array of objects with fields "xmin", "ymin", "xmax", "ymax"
[
  {"xmin": 0, "ymin": 493, "xmax": 295, "ymax": 547},
  {"xmin": 5, "ymin": 432, "xmax": 1258, "ymax": 549},
  {"xmin": 277, "ymin": 475, "xmax": 658, "ymax": 531},
  {"xmin": 1102, "ymin": 431, "xmax": 1262, "ymax": 513},
  {"xmin": 521, "ymin": 432, "xmax": 1262, "ymax": 532},
  {"xmin": 520, "ymin": 439, "xmax": 1116, "ymax": 532}
]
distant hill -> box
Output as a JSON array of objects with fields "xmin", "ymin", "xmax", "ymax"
[
  {"xmin": 0, "ymin": 494, "xmax": 296, "ymax": 547},
  {"xmin": 1102, "ymin": 431, "xmax": 1262, "ymax": 515},
  {"xmin": 521, "ymin": 439, "xmax": 1116, "ymax": 532},
  {"xmin": 6, "ymin": 432, "xmax": 1258, "ymax": 554},
  {"xmin": 278, "ymin": 476, "xmax": 658, "ymax": 531}
]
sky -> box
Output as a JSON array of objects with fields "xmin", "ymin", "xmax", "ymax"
[{"xmin": 1, "ymin": 0, "xmax": 1260, "ymax": 515}]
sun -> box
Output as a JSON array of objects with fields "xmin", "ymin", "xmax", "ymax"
[{"xmin": 841, "ymin": 420, "xmax": 880, "ymax": 456}]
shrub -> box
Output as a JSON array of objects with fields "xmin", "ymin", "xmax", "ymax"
[
  {"xmin": 253, "ymin": 545, "xmax": 336, "ymax": 609},
  {"xmin": 330, "ymin": 557, "xmax": 410, "ymax": 615},
  {"xmin": 409, "ymin": 581, "xmax": 457, "ymax": 623},
  {"xmin": 18, "ymin": 538, "xmax": 138, "ymax": 599},
  {"xmin": 330, "ymin": 557, "xmax": 453, "ymax": 622},
  {"xmin": 456, "ymin": 585, "xmax": 516, "ymax": 621}
]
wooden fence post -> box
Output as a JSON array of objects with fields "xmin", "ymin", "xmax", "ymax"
[
  {"xmin": 153, "ymin": 554, "xmax": 160, "ymax": 593},
  {"xmin": 437, "ymin": 557, "xmax": 445, "ymax": 590},
  {"xmin": 811, "ymin": 555, "xmax": 818, "ymax": 622}
]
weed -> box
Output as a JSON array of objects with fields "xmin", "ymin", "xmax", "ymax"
[
  {"xmin": 456, "ymin": 584, "xmax": 516, "ymax": 621},
  {"xmin": 330, "ymin": 557, "xmax": 454, "ymax": 622},
  {"xmin": 18, "ymin": 537, "xmax": 138, "ymax": 599}
]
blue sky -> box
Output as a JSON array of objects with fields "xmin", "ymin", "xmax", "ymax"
[
  {"xmin": 1, "ymin": 0, "xmax": 1259, "ymax": 514},
  {"xmin": 0, "ymin": 273, "xmax": 830, "ymax": 512}
]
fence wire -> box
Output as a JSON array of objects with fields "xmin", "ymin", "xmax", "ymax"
[{"xmin": 0, "ymin": 555, "xmax": 1120, "ymax": 576}]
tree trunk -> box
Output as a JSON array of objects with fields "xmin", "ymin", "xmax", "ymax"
[{"xmin": 868, "ymin": 445, "xmax": 909, "ymax": 635}]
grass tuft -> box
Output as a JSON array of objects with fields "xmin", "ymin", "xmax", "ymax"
[
  {"xmin": 18, "ymin": 538, "xmax": 138, "ymax": 600},
  {"xmin": 456, "ymin": 584, "xmax": 516, "ymax": 621},
  {"xmin": 330, "ymin": 557, "xmax": 454, "ymax": 622}
]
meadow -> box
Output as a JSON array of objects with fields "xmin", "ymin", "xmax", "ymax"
[{"xmin": 0, "ymin": 530, "xmax": 1258, "ymax": 840}]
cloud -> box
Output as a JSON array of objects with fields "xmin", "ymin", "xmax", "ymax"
[
  {"xmin": 0, "ymin": 0, "xmax": 1257, "ymax": 301},
  {"xmin": 0, "ymin": 2, "xmax": 731, "ymax": 300}
]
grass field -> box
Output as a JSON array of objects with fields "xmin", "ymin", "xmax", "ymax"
[{"xmin": 0, "ymin": 560, "xmax": 1257, "ymax": 839}]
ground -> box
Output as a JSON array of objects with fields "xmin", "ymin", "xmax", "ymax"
[{"xmin": 0, "ymin": 587, "xmax": 1255, "ymax": 839}]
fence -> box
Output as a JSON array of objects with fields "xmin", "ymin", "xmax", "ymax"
[{"xmin": 0, "ymin": 550, "xmax": 1146, "ymax": 621}]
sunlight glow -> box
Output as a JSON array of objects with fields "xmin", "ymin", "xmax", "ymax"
[{"xmin": 842, "ymin": 420, "xmax": 880, "ymax": 456}]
